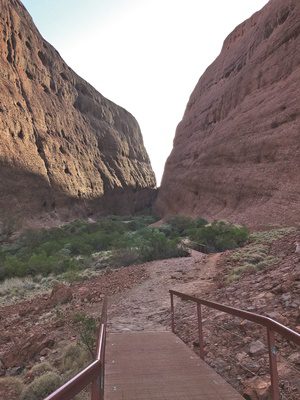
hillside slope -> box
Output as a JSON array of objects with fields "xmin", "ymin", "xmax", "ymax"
[
  {"xmin": 0, "ymin": 0, "xmax": 156, "ymax": 225},
  {"xmin": 156, "ymin": 0, "xmax": 300, "ymax": 228}
]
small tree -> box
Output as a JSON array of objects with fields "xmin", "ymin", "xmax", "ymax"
[{"xmin": 72, "ymin": 313, "xmax": 98, "ymax": 358}]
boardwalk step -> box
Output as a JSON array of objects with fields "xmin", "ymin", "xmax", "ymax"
[{"xmin": 105, "ymin": 331, "xmax": 243, "ymax": 400}]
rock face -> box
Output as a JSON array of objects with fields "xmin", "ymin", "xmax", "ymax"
[
  {"xmin": 0, "ymin": 0, "xmax": 156, "ymax": 225},
  {"xmin": 156, "ymin": 0, "xmax": 300, "ymax": 228}
]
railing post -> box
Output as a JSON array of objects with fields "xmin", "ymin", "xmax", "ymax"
[
  {"xmin": 170, "ymin": 291, "xmax": 175, "ymax": 333},
  {"xmin": 267, "ymin": 327, "xmax": 280, "ymax": 400},
  {"xmin": 196, "ymin": 303, "xmax": 205, "ymax": 360},
  {"xmin": 91, "ymin": 376, "xmax": 101, "ymax": 400},
  {"xmin": 91, "ymin": 298, "xmax": 107, "ymax": 400},
  {"xmin": 100, "ymin": 329, "xmax": 106, "ymax": 400}
]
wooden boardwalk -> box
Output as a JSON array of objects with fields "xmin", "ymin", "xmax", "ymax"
[{"xmin": 105, "ymin": 331, "xmax": 243, "ymax": 400}]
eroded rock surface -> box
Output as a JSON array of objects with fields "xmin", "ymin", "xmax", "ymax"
[
  {"xmin": 157, "ymin": 0, "xmax": 300, "ymax": 228},
  {"xmin": 0, "ymin": 0, "xmax": 156, "ymax": 224}
]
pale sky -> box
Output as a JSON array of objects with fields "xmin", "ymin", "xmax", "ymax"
[{"xmin": 22, "ymin": 0, "xmax": 269, "ymax": 184}]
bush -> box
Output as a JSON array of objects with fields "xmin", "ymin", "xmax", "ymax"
[
  {"xmin": 137, "ymin": 228, "xmax": 189, "ymax": 261},
  {"xmin": 62, "ymin": 344, "xmax": 90, "ymax": 374},
  {"xmin": 165, "ymin": 215, "xmax": 195, "ymax": 236},
  {"xmin": 0, "ymin": 215, "xmax": 161, "ymax": 281},
  {"xmin": 161, "ymin": 215, "xmax": 208, "ymax": 239},
  {"xmin": 187, "ymin": 221, "xmax": 249, "ymax": 252},
  {"xmin": 21, "ymin": 372, "xmax": 61, "ymax": 400},
  {"xmin": 29, "ymin": 362, "xmax": 56, "ymax": 379},
  {"xmin": 0, "ymin": 250, "xmax": 79, "ymax": 280},
  {"xmin": 125, "ymin": 215, "xmax": 158, "ymax": 230},
  {"xmin": 0, "ymin": 377, "xmax": 24, "ymax": 399},
  {"xmin": 0, "ymin": 215, "xmax": 209, "ymax": 281},
  {"xmin": 157, "ymin": 224, "xmax": 173, "ymax": 238},
  {"xmin": 110, "ymin": 248, "xmax": 140, "ymax": 267}
]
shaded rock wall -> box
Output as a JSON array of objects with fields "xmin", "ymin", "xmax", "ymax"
[
  {"xmin": 0, "ymin": 0, "xmax": 156, "ymax": 224},
  {"xmin": 156, "ymin": 0, "xmax": 300, "ymax": 228}
]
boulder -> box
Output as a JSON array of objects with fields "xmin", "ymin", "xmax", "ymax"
[
  {"xmin": 249, "ymin": 340, "xmax": 266, "ymax": 356},
  {"xmin": 49, "ymin": 283, "xmax": 72, "ymax": 306},
  {"xmin": 243, "ymin": 377, "xmax": 271, "ymax": 400}
]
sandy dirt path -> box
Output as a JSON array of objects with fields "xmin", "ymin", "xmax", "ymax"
[{"xmin": 107, "ymin": 251, "xmax": 220, "ymax": 332}]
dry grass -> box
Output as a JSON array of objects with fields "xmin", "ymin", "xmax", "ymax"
[
  {"xmin": 29, "ymin": 361, "xmax": 56, "ymax": 379},
  {"xmin": 0, "ymin": 376, "xmax": 24, "ymax": 399},
  {"xmin": 0, "ymin": 276, "xmax": 36, "ymax": 296},
  {"xmin": 225, "ymin": 227, "xmax": 295, "ymax": 282},
  {"xmin": 61, "ymin": 344, "xmax": 91, "ymax": 377},
  {"xmin": 21, "ymin": 372, "xmax": 61, "ymax": 400}
]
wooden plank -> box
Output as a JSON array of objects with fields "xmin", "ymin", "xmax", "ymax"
[{"xmin": 105, "ymin": 332, "xmax": 243, "ymax": 400}]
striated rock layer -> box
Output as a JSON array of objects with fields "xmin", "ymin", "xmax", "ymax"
[
  {"xmin": 0, "ymin": 0, "xmax": 156, "ymax": 225},
  {"xmin": 156, "ymin": 0, "xmax": 300, "ymax": 228}
]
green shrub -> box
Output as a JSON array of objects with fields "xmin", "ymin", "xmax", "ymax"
[
  {"xmin": 125, "ymin": 215, "xmax": 157, "ymax": 230},
  {"xmin": 0, "ymin": 216, "xmax": 159, "ymax": 280},
  {"xmin": 21, "ymin": 372, "xmax": 61, "ymax": 400},
  {"xmin": 163, "ymin": 215, "xmax": 208, "ymax": 238},
  {"xmin": 187, "ymin": 221, "xmax": 249, "ymax": 252},
  {"xmin": 158, "ymin": 223, "xmax": 173, "ymax": 238},
  {"xmin": 3, "ymin": 255, "xmax": 27, "ymax": 277},
  {"xmin": 165, "ymin": 215, "xmax": 195, "ymax": 236},
  {"xmin": 194, "ymin": 217, "xmax": 208, "ymax": 227},
  {"xmin": 137, "ymin": 228, "xmax": 189, "ymax": 261},
  {"xmin": 0, "ymin": 215, "xmax": 252, "ymax": 283}
]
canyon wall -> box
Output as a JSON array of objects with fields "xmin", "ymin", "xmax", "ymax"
[
  {"xmin": 156, "ymin": 0, "xmax": 300, "ymax": 228},
  {"xmin": 0, "ymin": 0, "xmax": 156, "ymax": 226}
]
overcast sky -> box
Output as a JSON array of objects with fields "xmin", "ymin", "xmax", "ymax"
[{"xmin": 22, "ymin": 0, "xmax": 269, "ymax": 184}]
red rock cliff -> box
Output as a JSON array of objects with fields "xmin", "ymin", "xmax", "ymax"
[
  {"xmin": 0, "ymin": 0, "xmax": 156, "ymax": 224},
  {"xmin": 156, "ymin": 0, "xmax": 300, "ymax": 228}
]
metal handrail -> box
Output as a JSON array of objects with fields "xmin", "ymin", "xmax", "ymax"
[
  {"xmin": 169, "ymin": 289, "xmax": 300, "ymax": 400},
  {"xmin": 44, "ymin": 297, "xmax": 108, "ymax": 400}
]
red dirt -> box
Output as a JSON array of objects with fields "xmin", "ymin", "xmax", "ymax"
[{"xmin": 0, "ymin": 232, "xmax": 299, "ymax": 399}]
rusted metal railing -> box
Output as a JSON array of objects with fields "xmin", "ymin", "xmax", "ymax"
[
  {"xmin": 44, "ymin": 297, "xmax": 108, "ymax": 400},
  {"xmin": 169, "ymin": 289, "xmax": 300, "ymax": 400}
]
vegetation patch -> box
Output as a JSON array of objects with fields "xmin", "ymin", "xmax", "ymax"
[
  {"xmin": 20, "ymin": 372, "xmax": 61, "ymax": 400},
  {"xmin": 0, "ymin": 215, "xmax": 250, "ymax": 286},
  {"xmin": 29, "ymin": 362, "xmax": 56, "ymax": 380},
  {"xmin": 225, "ymin": 227, "xmax": 295, "ymax": 283},
  {"xmin": 62, "ymin": 344, "xmax": 91, "ymax": 376},
  {"xmin": 249, "ymin": 227, "xmax": 295, "ymax": 244},
  {"xmin": 158, "ymin": 216, "xmax": 248, "ymax": 253},
  {"xmin": 0, "ymin": 215, "xmax": 160, "ymax": 281},
  {"xmin": 186, "ymin": 220, "xmax": 249, "ymax": 252},
  {"xmin": 0, "ymin": 376, "xmax": 24, "ymax": 399},
  {"xmin": 72, "ymin": 313, "xmax": 98, "ymax": 357}
]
